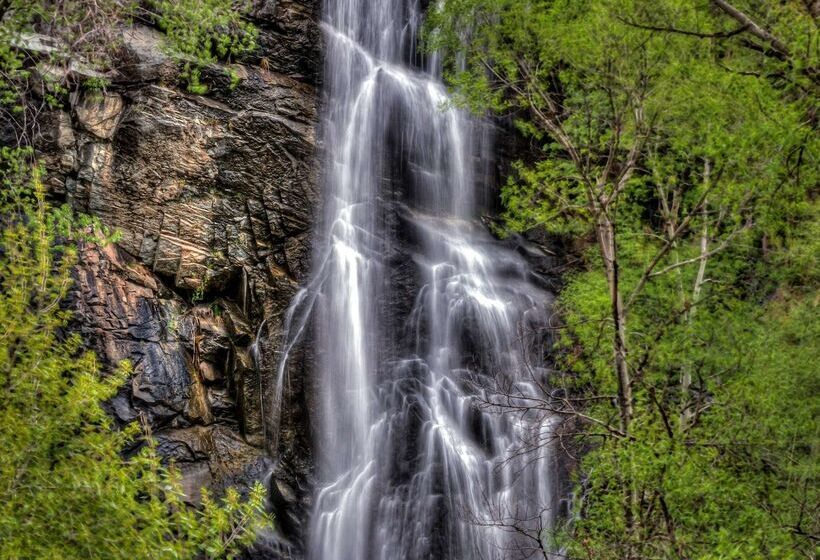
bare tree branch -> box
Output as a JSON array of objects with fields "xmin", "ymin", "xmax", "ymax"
[
  {"xmin": 710, "ymin": 0, "xmax": 791, "ymax": 57},
  {"xmin": 649, "ymin": 219, "xmax": 753, "ymax": 278},
  {"xmin": 617, "ymin": 16, "xmax": 750, "ymax": 40},
  {"xmin": 623, "ymin": 186, "xmax": 713, "ymax": 313}
]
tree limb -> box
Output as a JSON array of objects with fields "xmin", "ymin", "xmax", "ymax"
[
  {"xmin": 624, "ymin": 186, "xmax": 713, "ymax": 313},
  {"xmin": 710, "ymin": 0, "xmax": 791, "ymax": 57},
  {"xmin": 617, "ymin": 16, "xmax": 749, "ymax": 40},
  {"xmin": 649, "ymin": 219, "xmax": 752, "ymax": 278}
]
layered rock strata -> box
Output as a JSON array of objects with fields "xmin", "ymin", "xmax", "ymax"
[{"xmin": 31, "ymin": 1, "xmax": 321, "ymax": 554}]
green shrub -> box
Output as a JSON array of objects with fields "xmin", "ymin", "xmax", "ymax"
[{"xmin": 0, "ymin": 161, "xmax": 271, "ymax": 559}]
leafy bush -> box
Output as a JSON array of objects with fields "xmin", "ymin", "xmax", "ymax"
[
  {"xmin": 0, "ymin": 160, "xmax": 271, "ymax": 559},
  {"xmin": 151, "ymin": 0, "xmax": 257, "ymax": 93}
]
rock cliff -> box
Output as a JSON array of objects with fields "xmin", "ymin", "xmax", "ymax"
[{"xmin": 34, "ymin": 0, "xmax": 321, "ymax": 555}]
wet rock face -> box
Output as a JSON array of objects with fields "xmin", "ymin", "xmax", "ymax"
[
  {"xmin": 251, "ymin": 0, "xmax": 322, "ymax": 83},
  {"xmin": 67, "ymin": 73, "xmax": 317, "ymax": 295},
  {"xmin": 37, "ymin": 1, "xmax": 321, "ymax": 556}
]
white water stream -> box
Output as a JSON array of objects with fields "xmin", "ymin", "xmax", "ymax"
[{"xmin": 275, "ymin": 1, "xmax": 559, "ymax": 558}]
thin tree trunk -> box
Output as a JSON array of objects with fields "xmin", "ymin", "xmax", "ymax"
[
  {"xmin": 681, "ymin": 161, "xmax": 711, "ymax": 430},
  {"xmin": 597, "ymin": 212, "xmax": 633, "ymax": 434},
  {"xmin": 597, "ymin": 210, "xmax": 639, "ymax": 557}
]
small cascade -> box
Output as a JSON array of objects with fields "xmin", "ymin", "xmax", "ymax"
[{"xmin": 275, "ymin": 1, "xmax": 560, "ymax": 558}]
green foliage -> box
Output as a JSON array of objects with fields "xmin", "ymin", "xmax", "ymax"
[
  {"xmin": 151, "ymin": 0, "xmax": 257, "ymax": 93},
  {"xmin": 556, "ymin": 237, "xmax": 819, "ymax": 559},
  {"xmin": 429, "ymin": 0, "xmax": 818, "ymax": 557},
  {"xmin": 0, "ymin": 0, "xmax": 132, "ymax": 124},
  {"xmin": 429, "ymin": 0, "xmax": 815, "ymax": 240},
  {"xmin": 152, "ymin": 0, "xmax": 256, "ymax": 62},
  {"xmin": 0, "ymin": 163, "xmax": 271, "ymax": 559},
  {"xmin": 0, "ymin": 0, "xmax": 256, "ymax": 125}
]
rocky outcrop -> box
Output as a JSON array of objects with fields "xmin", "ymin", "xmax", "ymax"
[
  {"xmin": 33, "ymin": 1, "xmax": 322, "ymax": 556},
  {"xmin": 64, "ymin": 73, "xmax": 316, "ymax": 295}
]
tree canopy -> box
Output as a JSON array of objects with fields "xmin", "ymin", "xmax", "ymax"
[{"xmin": 428, "ymin": 1, "xmax": 818, "ymax": 557}]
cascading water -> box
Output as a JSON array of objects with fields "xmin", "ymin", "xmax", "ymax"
[{"xmin": 275, "ymin": 1, "xmax": 560, "ymax": 558}]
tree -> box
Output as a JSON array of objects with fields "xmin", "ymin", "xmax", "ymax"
[
  {"xmin": 0, "ymin": 162, "xmax": 271, "ymax": 559},
  {"xmin": 428, "ymin": 0, "xmax": 818, "ymax": 557}
]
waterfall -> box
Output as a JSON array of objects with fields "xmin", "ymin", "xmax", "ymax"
[{"xmin": 276, "ymin": 1, "xmax": 560, "ymax": 558}]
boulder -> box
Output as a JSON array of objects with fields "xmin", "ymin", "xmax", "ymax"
[{"xmin": 119, "ymin": 25, "xmax": 177, "ymax": 83}]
